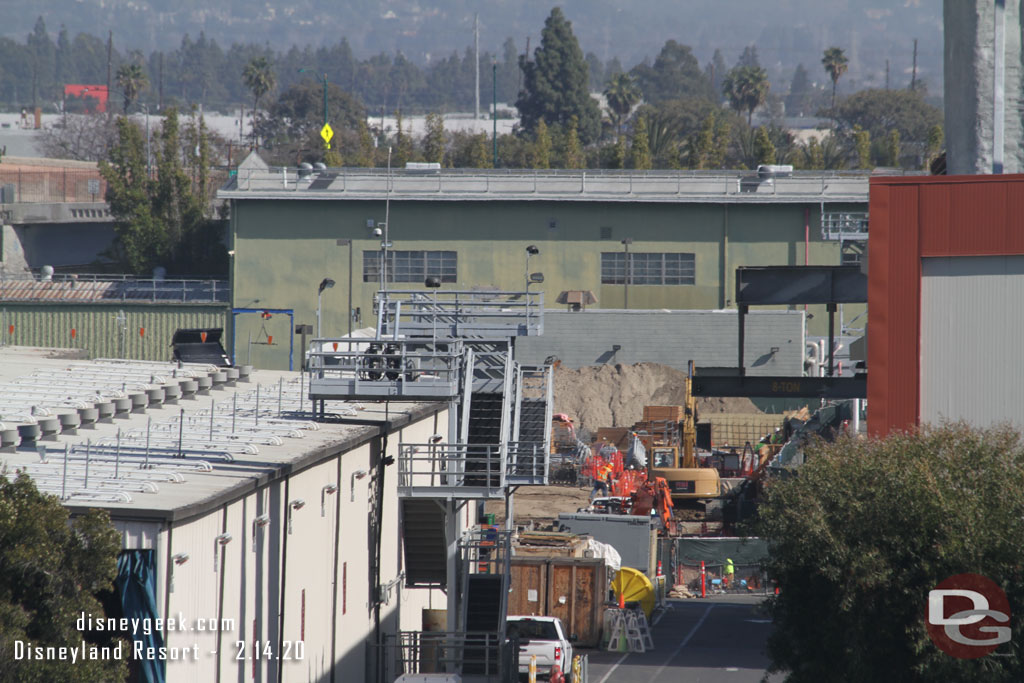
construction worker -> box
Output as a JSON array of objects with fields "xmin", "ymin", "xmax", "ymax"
[
  {"xmin": 591, "ymin": 462, "xmax": 613, "ymax": 500},
  {"xmin": 724, "ymin": 558, "xmax": 735, "ymax": 590}
]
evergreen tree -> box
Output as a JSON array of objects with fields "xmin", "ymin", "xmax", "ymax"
[
  {"xmin": 531, "ymin": 119, "xmax": 552, "ymax": 169},
  {"xmin": 705, "ymin": 49, "xmax": 728, "ymax": 98},
  {"xmin": 563, "ymin": 115, "xmax": 585, "ymax": 169},
  {"xmin": 608, "ymin": 135, "xmax": 626, "ymax": 170},
  {"xmin": 786, "ymin": 63, "xmax": 812, "ymax": 116},
  {"xmin": 631, "ymin": 40, "xmax": 712, "ymax": 104},
  {"xmin": 753, "ymin": 126, "xmax": 776, "ymax": 165},
  {"xmin": 100, "ymin": 109, "xmax": 224, "ymax": 275},
  {"xmin": 630, "ymin": 116, "xmax": 652, "ymax": 170},
  {"xmin": 886, "ymin": 129, "xmax": 901, "ymax": 167},
  {"xmin": 55, "ymin": 26, "xmax": 72, "ymax": 87},
  {"xmin": 854, "ymin": 126, "xmax": 871, "ymax": 169},
  {"xmin": 393, "ymin": 110, "xmax": 413, "ymax": 167},
  {"xmin": 801, "ymin": 136, "xmax": 825, "ymax": 170},
  {"xmin": 27, "ymin": 16, "xmax": 56, "ymax": 106},
  {"xmin": 688, "ymin": 113, "xmax": 716, "ymax": 169},
  {"xmin": 0, "ymin": 475, "xmax": 127, "ymax": 683},
  {"xmin": 737, "ymin": 45, "xmax": 761, "ymax": 69},
  {"xmin": 516, "ymin": 8, "xmax": 601, "ymax": 144},
  {"xmin": 422, "ymin": 112, "xmax": 446, "ymax": 164}
]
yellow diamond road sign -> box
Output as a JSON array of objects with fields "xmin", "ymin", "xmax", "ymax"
[{"xmin": 320, "ymin": 123, "xmax": 334, "ymax": 148}]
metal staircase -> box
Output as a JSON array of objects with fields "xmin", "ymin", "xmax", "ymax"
[
  {"xmin": 402, "ymin": 499, "xmax": 448, "ymax": 587},
  {"xmin": 313, "ymin": 288, "xmax": 550, "ymax": 681}
]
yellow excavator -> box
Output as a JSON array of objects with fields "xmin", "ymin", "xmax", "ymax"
[{"xmin": 643, "ymin": 363, "xmax": 721, "ymax": 505}]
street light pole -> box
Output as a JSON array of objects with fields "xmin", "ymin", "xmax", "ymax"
[
  {"xmin": 621, "ymin": 238, "xmax": 633, "ymax": 309},
  {"xmin": 317, "ymin": 278, "xmax": 336, "ymax": 337},
  {"xmin": 381, "ymin": 146, "xmax": 393, "ymax": 292},
  {"xmin": 492, "ymin": 60, "xmax": 498, "ymax": 168},
  {"xmin": 337, "ymin": 239, "xmax": 354, "ymax": 337},
  {"xmin": 322, "ymin": 73, "xmax": 328, "ymax": 130}
]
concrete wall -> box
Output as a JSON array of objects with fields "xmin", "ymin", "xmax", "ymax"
[
  {"xmin": 231, "ymin": 198, "xmax": 855, "ymax": 369},
  {"xmin": 515, "ymin": 309, "xmax": 805, "ymax": 376},
  {"xmin": 151, "ymin": 409, "xmax": 450, "ymax": 682},
  {"xmin": 945, "ymin": 0, "xmax": 1024, "ymax": 173}
]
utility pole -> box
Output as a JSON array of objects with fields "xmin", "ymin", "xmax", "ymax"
[
  {"xmin": 885, "ymin": 59, "xmax": 890, "ymax": 90},
  {"xmin": 106, "ymin": 31, "xmax": 112, "ymax": 119},
  {"xmin": 474, "ymin": 14, "xmax": 480, "ymax": 121},
  {"xmin": 910, "ymin": 38, "xmax": 918, "ymax": 91},
  {"xmin": 159, "ymin": 52, "xmax": 164, "ymax": 110}
]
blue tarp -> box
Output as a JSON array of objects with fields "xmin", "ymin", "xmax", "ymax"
[{"xmin": 115, "ymin": 550, "xmax": 166, "ymax": 683}]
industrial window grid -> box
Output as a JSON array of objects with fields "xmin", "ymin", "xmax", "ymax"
[
  {"xmin": 362, "ymin": 250, "xmax": 457, "ymax": 283},
  {"xmin": 600, "ymin": 252, "xmax": 695, "ymax": 285}
]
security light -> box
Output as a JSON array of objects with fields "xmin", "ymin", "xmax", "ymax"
[
  {"xmin": 526, "ymin": 245, "xmax": 540, "ymax": 255},
  {"xmin": 318, "ymin": 278, "xmax": 336, "ymax": 294}
]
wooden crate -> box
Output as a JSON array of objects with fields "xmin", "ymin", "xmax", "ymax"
[
  {"xmin": 508, "ymin": 557, "xmax": 608, "ymax": 648},
  {"xmin": 643, "ymin": 405, "xmax": 683, "ymax": 422}
]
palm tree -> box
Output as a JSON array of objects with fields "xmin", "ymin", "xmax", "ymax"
[
  {"xmin": 116, "ymin": 63, "xmax": 148, "ymax": 115},
  {"xmin": 603, "ymin": 73, "xmax": 641, "ymax": 136},
  {"xmin": 821, "ymin": 47, "xmax": 848, "ymax": 126},
  {"xmin": 722, "ymin": 66, "xmax": 769, "ymax": 127},
  {"xmin": 242, "ymin": 56, "xmax": 276, "ymax": 150}
]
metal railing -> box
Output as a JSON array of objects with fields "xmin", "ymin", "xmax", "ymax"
[
  {"xmin": 376, "ymin": 290, "xmax": 544, "ymax": 339},
  {"xmin": 307, "ymin": 339, "xmax": 464, "ymax": 400},
  {"xmin": 376, "ymin": 631, "xmax": 508, "ymax": 682},
  {"xmin": 821, "ymin": 211, "xmax": 869, "ymax": 241},
  {"xmin": 506, "ymin": 441, "xmax": 548, "ymax": 483},
  {"xmin": 0, "ymin": 274, "xmax": 229, "ymax": 303},
  {"xmin": 397, "ymin": 442, "xmax": 506, "ymax": 497},
  {"xmin": 226, "ymin": 167, "xmax": 871, "ymax": 202}
]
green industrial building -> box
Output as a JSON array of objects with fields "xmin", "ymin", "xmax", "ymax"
[{"xmin": 221, "ymin": 158, "xmax": 869, "ymax": 370}]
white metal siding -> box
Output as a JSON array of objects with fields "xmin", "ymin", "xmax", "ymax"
[
  {"xmin": 920, "ymin": 256, "xmax": 1024, "ymax": 428},
  {"xmin": 156, "ymin": 408, "xmax": 449, "ymax": 682}
]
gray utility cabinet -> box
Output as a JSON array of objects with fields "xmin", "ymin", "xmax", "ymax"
[{"xmin": 556, "ymin": 513, "xmax": 656, "ymax": 575}]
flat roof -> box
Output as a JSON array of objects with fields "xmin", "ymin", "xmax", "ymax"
[
  {"xmin": 219, "ymin": 168, "xmax": 870, "ymax": 205},
  {"xmin": 0, "ymin": 346, "xmax": 440, "ymax": 523}
]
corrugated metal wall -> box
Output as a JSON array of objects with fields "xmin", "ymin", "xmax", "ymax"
[
  {"xmin": 920, "ymin": 256, "xmax": 1024, "ymax": 429},
  {"xmin": 0, "ymin": 303, "xmax": 227, "ymax": 361},
  {"xmin": 869, "ymin": 174, "xmax": 1024, "ymax": 436}
]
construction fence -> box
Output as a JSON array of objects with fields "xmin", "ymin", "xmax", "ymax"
[
  {"xmin": 659, "ymin": 536, "xmax": 772, "ymax": 595},
  {"xmin": 0, "ymin": 167, "xmax": 107, "ymax": 203}
]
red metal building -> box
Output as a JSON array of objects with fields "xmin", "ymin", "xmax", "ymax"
[{"xmin": 868, "ymin": 173, "xmax": 1024, "ymax": 436}]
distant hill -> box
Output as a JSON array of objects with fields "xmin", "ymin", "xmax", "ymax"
[{"xmin": 5, "ymin": 0, "xmax": 943, "ymax": 93}]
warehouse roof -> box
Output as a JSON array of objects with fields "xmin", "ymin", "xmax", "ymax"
[
  {"xmin": 218, "ymin": 165, "xmax": 870, "ymax": 205},
  {"xmin": 0, "ymin": 346, "xmax": 439, "ymax": 522}
]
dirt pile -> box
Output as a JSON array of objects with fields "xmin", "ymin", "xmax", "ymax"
[{"xmin": 553, "ymin": 362, "xmax": 762, "ymax": 435}]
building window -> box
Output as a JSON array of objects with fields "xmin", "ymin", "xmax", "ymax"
[
  {"xmin": 363, "ymin": 250, "xmax": 457, "ymax": 283},
  {"xmin": 600, "ymin": 252, "xmax": 695, "ymax": 285},
  {"xmin": 600, "ymin": 226, "xmax": 613, "ymax": 239}
]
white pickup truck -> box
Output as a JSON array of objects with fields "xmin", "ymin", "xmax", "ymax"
[{"xmin": 507, "ymin": 615, "xmax": 574, "ymax": 681}]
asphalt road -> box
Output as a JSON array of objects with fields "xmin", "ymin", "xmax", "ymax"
[{"xmin": 582, "ymin": 595, "xmax": 783, "ymax": 683}]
